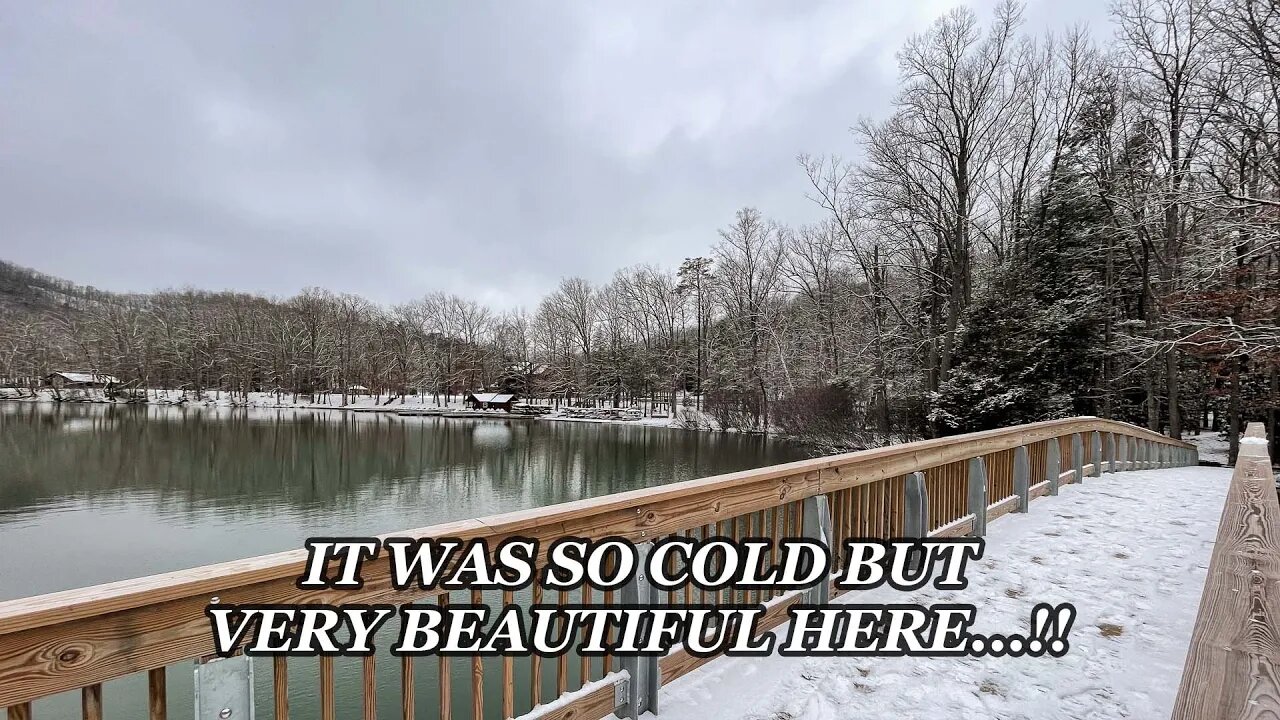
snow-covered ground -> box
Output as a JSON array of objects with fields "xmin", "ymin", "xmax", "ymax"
[
  {"xmin": 0, "ymin": 387, "xmax": 704, "ymax": 428},
  {"xmin": 1184, "ymin": 431, "xmax": 1231, "ymax": 465},
  {"xmin": 658, "ymin": 465, "xmax": 1232, "ymax": 720}
]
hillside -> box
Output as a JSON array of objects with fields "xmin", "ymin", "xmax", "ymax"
[{"xmin": 0, "ymin": 260, "xmax": 114, "ymax": 315}]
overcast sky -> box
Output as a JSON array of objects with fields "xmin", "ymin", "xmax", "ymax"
[{"xmin": 0, "ymin": 0, "xmax": 1110, "ymax": 309}]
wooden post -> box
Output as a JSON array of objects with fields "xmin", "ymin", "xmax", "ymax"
[
  {"xmin": 1013, "ymin": 446, "xmax": 1030, "ymax": 512},
  {"xmin": 1046, "ymin": 437, "xmax": 1061, "ymax": 496},
  {"xmin": 1171, "ymin": 423, "xmax": 1273, "ymax": 718},
  {"xmin": 1091, "ymin": 432, "xmax": 1103, "ymax": 477},
  {"xmin": 618, "ymin": 542, "xmax": 659, "ymax": 719},
  {"xmin": 1106, "ymin": 433, "xmax": 1117, "ymax": 473},
  {"xmin": 967, "ymin": 456, "xmax": 988, "ymax": 537},
  {"xmin": 1072, "ymin": 433, "xmax": 1084, "ymax": 485},
  {"xmin": 802, "ymin": 494, "xmax": 832, "ymax": 606},
  {"xmin": 903, "ymin": 471, "xmax": 928, "ymax": 538},
  {"xmin": 1119, "ymin": 435, "xmax": 1129, "ymax": 471}
]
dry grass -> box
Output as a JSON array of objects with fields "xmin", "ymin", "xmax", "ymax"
[{"xmin": 1098, "ymin": 623, "xmax": 1125, "ymax": 637}]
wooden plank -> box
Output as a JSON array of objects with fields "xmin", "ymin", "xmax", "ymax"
[
  {"xmin": 440, "ymin": 594, "xmax": 452, "ymax": 720},
  {"xmin": 149, "ymin": 667, "xmax": 168, "ymax": 720},
  {"xmin": 471, "ymin": 589, "xmax": 484, "ymax": 720},
  {"xmin": 320, "ymin": 656, "xmax": 335, "ymax": 720},
  {"xmin": 272, "ymin": 658, "xmax": 287, "ymax": 720},
  {"xmin": 510, "ymin": 675, "xmax": 622, "ymax": 720},
  {"xmin": 503, "ymin": 589, "xmax": 515, "ymax": 718},
  {"xmin": 81, "ymin": 684, "xmax": 101, "ymax": 720},
  {"xmin": 986, "ymin": 495, "xmax": 1020, "ymax": 523},
  {"xmin": 930, "ymin": 516, "xmax": 974, "ymax": 539},
  {"xmin": 530, "ymin": 583, "xmax": 542, "ymax": 708},
  {"xmin": 400, "ymin": 656, "xmax": 414, "ymax": 720},
  {"xmin": 363, "ymin": 656, "xmax": 377, "ymax": 720},
  {"xmin": 1172, "ymin": 423, "xmax": 1280, "ymax": 719},
  {"xmin": 556, "ymin": 589, "xmax": 568, "ymax": 696}
]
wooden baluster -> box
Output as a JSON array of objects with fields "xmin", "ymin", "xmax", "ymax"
[
  {"xmin": 684, "ymin": 528, "xmax": 694, "ymax": 606},
  {"xmin": 81, "ymin": 684, "xmax": 102, "ymax": 720},
  {"xmin": 530, "ymin": 584, "xmax": 543, "ymax": 707},
  {"xmin": 362, "ymin": 656, "xmax": 377, "ymax": 720},
  {"xmin": 578, "ymin": 584, "xmax": 590, "ymax": 687},
  {"xmin": 557, "ymin": 590, "xmax": 569, "ymax": 695},
  {"xmin": 892, "ymin": 476, "xmax": 903, "ymax": 535},
  {"xmin": 873, "ymin": 481, "xmax": 884, "ymax": 538},
  {"xmin": 503, "ymin": 589, "xmax": 515, "ymax": 718},
  {"xmin": 150, "ymin": 667, "xmax": 169, "ymax": 720},
  {"xmin": 748, "ymin": 511, "xmax": 760, "ymax": 604},
  {"xmin": 401, "ymin": 656, "xmax": 414, "ymax": 720},
  {"xmin": 440, "ymin": 593, "xmax": 452, "ymax": 720},
  {"xmin": 735, "ymin": 514, "xmax": 746, "ymax": 604},
  {"xmin": 770, "ymin": 504, "xmax": 782, "ymax": 599},
  {"xmin": 716, "ymin": 519, "xmax": 729, "ymax": 606},
  {"xmin": 471, "ymin": 588, "xmax": 484, "ymax": 720},
  {"xmin": 320, "ymin": 656, "xmax": 335, "ymax": 720},
  {"xmin": 827, "ymin": 492, "xmax": 840, "ymax": 572},
  {"xmin": 7, "ymin": 704, "xmax": 31, "ymax": 720},
  {"xmin": 861, "ymin": 483, "xmax": 872, "ymax": 536},
  {"xmin": 666, "ymin": 537, "xmax": 677, "ymax": 606}
]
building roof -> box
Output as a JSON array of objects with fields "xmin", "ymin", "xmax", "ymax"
[
  {"xmin": 48, "ymin": 371, "xmax": 121, "ymax": 384},
  {"xmin": 468, "ymin": 392, "xmax": 516, "ymax": 404}
]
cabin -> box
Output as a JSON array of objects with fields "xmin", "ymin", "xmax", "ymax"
[
  {"xmin": 464, "ymin": 392, "xmax": 517, "ymax": 412},
  {"xmin": 43, "ymin": 371, "xmax": 120, "ymax": 390}
]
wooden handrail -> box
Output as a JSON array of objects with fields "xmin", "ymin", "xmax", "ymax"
[
  {"xmin": 0, "ymin": 416, "xmax": 1193, "ymax": 712},
  {"xmin": 1171, "ymin": 422, "xmax": 1279, "ymax": 719}
]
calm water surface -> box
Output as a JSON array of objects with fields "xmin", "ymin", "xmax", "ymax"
[{"xmin": 0, "ymin": 402, "xmax": 805, "ymax": 719}]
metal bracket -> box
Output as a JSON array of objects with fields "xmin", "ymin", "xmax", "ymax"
[
  {"xmin": 616, "ymin": 543, "xmax": 659, "ymax": 719},
  {"xmin": 1045, "ymin": 436, "xmax": 1061, "ymax": 496},
  {"xmin": 1090, "ymin": 432, "xmax": 1103, "ymax": 477},
  {"xmin": 1013, "ymin": 445, "xmax": 1030, "ymax": 512},
  {"xmin": 1072, "ymin": 433, "xmax": 1084, "ymax": 485},
  {"xmin": 613, "ymin": 675, "xmax": 631, "ymax": 710},
  {"xmin": 195, "ymin": 655, "xmax": 254, "ymax": 720},
  {"xmin": 967, "ymin": 456, "xmax": 988, "ymax": 536},
  {"xmin": 801, "ymin": 494, "xmax": 832, "ymax": 606},
  {"xmin": 903, "ymin": 471, "xmax": 928, "ymax": 537}
]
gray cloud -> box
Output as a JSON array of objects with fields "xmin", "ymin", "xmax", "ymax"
[{"xmin": 0, "ymin": 0, "xmax": 1108, "ymax": 309}]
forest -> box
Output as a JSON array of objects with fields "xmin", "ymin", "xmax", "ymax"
[{"xmin": 1, "ymin": 0, "xmax": 1276, "ymax": 457}]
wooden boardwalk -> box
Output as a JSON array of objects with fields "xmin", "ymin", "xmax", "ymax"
[{"xmin": 0, "ymin": 417, "xmax": 1216, "ymax": 720}]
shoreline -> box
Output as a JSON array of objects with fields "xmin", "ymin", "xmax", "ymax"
[{"xmin": 0, "ymin": 387, "xmax": 704, "ymax": 431}]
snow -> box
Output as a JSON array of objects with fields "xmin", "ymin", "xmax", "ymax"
[
  {"xmin": 0, "ymin": 387, "xmax": 700, "ymax": 428},
  {"xmin": 1185, "ymin": 431, "xmax": 1230, "ymax": 465},
  {"xmin": 655, "ymin": 465, "xmax": 1232, "ymax": 720}
]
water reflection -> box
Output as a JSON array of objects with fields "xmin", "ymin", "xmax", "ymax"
[{"xmin": 0, "ymin": 402, "xmax": 805, "ymax": 599}]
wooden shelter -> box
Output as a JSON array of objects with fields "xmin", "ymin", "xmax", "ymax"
[
  {"xmin": 43, "ymin": 371, "xmax": 120, "ymax": 389},
  {"xmin": 464, "ymin": 392, "xmax": 517, "ymax": 412}
]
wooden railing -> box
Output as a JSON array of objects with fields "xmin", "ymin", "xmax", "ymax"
[
  {"xmin": 0, "ymin": 416, "xmax": 1196, "ymax": 720},
  {"xmin": 1172, "ymin": 422, "xmax": 1278, "ymax": 719}
]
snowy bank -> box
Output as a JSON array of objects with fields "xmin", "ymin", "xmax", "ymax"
[{"xmin": 658, "ymin": 465, "xmax": 1232, "ymax": 720}]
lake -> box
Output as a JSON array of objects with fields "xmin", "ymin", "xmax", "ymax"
[{"xmin": 0, "ymin": 402, "xmax": 806, "ymax": 719}]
